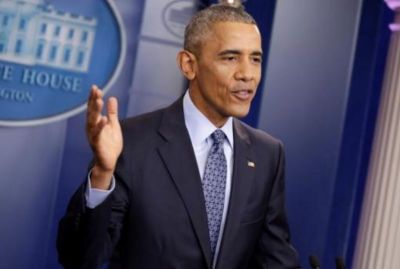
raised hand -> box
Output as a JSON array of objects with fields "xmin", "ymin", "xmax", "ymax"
[{"xmin": 86, "ymin": 85, "xmax": 123, "ymax": 189}]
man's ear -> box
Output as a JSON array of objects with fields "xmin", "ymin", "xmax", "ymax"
[{"xmin": 177, "ymin": 50, "xmax": 197, "ymax": 80}]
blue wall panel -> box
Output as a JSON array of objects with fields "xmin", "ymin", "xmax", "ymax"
[
  {"xmin": 326, "ymin": 1, "xmax": 393, "ymax": 266},
  {"xmin": 257, "ymin": 0, "xmax": 392, "ymax": 268}
]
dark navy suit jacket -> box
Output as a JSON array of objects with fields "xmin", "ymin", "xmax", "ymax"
[{"xmin": 57, "ymin": 98, "xmax": 301, "ymax": 269}]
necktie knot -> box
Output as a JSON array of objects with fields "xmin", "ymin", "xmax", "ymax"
[{"xmin": 211, "ymin": 129, "xmax": 225, "ymax": 146}]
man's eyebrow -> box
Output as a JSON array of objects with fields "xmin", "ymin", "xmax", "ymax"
[
  {"xmin": 218, "ymin": 50, "xmax": 241, "ymax": 56},
  {"xmin": 251, "ymin": 51, "xmax": 263, "ymax": 57},
  {"xmin": 217, "ymin": 50, "xmax": 263, "ymax": 57}
]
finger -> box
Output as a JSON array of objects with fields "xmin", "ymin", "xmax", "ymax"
[
  {"xmin": 107, "ymin": 97, "xmax": 119, "ymax": 125},
  {"xmin": 87, "ymin": 99, "xmax": 104, "ymax": 135},
  {"xmin": 93, "ymin": 85, "xmax": 103, "ymax": 99},
  {"xmin": 87, "ymin": 87, "xmax": 104, "ymax": 128},
  {"xmin": 87, "ymin": 85, "xmax": 103, "ymax": 112},
  {"xmin": 94, "ymin": 98, "xmax": 104, "ymax": 122},
  {"xmin": 87, "ymin": 85, "xmax": 100, "ymax": 107}
]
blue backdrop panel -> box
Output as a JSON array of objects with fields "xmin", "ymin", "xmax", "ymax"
[
  {"xmin": 325, "ymin": 1, "xmax": 393, "ymax": 266},
  {"xmin": 257, "ymin": 0, "xmax": 391, "ymax": 268},
  {"xmin": 259, "ymin": 0, "xmax": 364, "ymax": 263},
  {"xmin": 0, "ymin": 123, "xmax": 66, "ymax": 268},
  {"xmin": 0, "ymin": 0, "xmax": 144, "ymax": 267},
  {"xmin": 0, "ymin": 0, "xmax": 120, "ymax": 124}
]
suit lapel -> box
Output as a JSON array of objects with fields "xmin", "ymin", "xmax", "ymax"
[
  {"xmin": 218, "ymin": 119, "xmax": 256, "ymax": 259},
  {"xmin": 157, "ymin": 99, "xmax": 212, "ymax": 268}
]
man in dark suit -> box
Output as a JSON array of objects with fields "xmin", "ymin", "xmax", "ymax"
[{"xmin": 57, "ymin": 4, "xmax": 301, "ymax": 269}]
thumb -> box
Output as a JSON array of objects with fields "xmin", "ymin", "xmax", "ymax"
[{"xmin": 107, "ymin": 97, "xmax": 119, "ymax": 124}]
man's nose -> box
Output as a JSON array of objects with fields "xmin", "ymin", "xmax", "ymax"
[{"xmin": 234, "ymin": 60, "xmax": 255, "ymax": 81}]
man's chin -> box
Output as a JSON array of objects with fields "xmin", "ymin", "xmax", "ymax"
[{"xmin": 228, "ymin": 108, "xmax": 251, "ymax": 119}]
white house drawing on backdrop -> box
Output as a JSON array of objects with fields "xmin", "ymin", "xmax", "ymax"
[{"xmin": 0, "ymin": 0, "xmax": 97, "ymax": 73}]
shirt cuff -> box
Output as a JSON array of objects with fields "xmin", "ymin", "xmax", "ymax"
[{"xmin": 85, "ymin": 169, "xmax": 116, "ymax": 209}]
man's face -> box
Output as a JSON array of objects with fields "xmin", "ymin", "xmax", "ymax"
[{"xmin": 189, "ymin": 22, "xmax": 262, "ymax": 127}]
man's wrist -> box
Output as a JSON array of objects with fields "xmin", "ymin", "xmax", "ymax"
[
  {"xmin": 86, "ymin": 170, "xmax": 116, "ymax": 208},
  {"xmin": 90, "ymin": 165, "xmax": 114, "ymax": 190}
]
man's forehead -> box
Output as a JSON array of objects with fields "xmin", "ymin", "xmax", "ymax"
[
  {"xmin": 205, "ymin": 22, "xmax": 261, "ymax": 47},
  {"xmin": 209, "ymin": 21, "xmax": 259, "ymax": 32}
]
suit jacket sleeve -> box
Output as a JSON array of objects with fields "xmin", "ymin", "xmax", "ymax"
[
  {"xmin": 251, "ymin": 141, "xmax": 301, "ymax": 269},
  {"xmin": 57, "ymin": 154, "xmax": 130, "ymax": 269}
]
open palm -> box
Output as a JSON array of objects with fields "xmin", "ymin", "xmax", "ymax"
[{"xmin": 86, "ymin": 86, "xmax": 122, "ymax": 187}]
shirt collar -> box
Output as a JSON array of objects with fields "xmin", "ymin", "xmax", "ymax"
[{"xmin": 183, "ymin": 90, "xmax": 233, "ymax": 148}]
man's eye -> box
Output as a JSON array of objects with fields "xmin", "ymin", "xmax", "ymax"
[
  {"xmin": 223, "ymin": 56, "xmax": 237, "ymax": 61},
  {"xmin": 252, "ymin": 57, "xmax": 262, "ymax": 64}
]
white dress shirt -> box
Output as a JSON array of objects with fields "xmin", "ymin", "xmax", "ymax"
[
  {"xmin": 86, "ymin": 90, "xmax": 234, "ymax": 268},
  {"xmin": 183, "ymin": 91, "xmax": 234, "ymax": 268}
]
